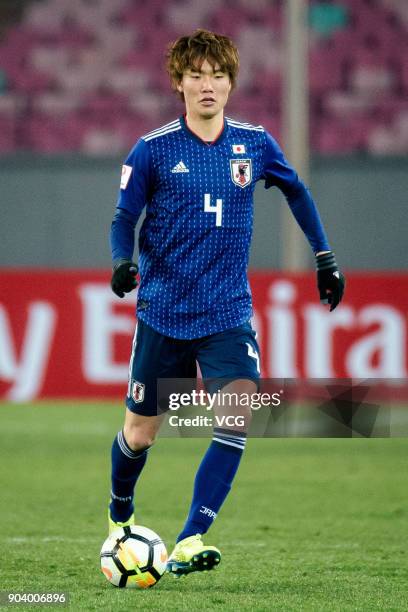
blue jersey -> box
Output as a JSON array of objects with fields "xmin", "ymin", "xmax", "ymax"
[{"xmin": 111, "ymin": 115, "xmax": 330, "ymax": 339}]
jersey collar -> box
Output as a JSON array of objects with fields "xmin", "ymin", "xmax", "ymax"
[{"xmin": 180, "ymin": 114, "xmax": 228, "ymax": 146}]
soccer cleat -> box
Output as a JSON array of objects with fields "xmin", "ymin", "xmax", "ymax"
[
  {"xmin": 166, "ymin": 534, "xmax": 221, "ymax": 576},
  {"xmin": 108, "ymin": 510, "xmax": 135, "ymax": 535}
]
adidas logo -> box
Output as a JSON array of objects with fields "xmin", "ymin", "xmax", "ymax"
[{"xmin": 171, "ymin": 160, "xmax": 189, "ymax": 173}]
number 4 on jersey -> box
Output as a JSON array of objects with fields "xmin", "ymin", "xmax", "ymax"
[{"xmin": 204, "ymin": 193, "xmax": 223, "ymax": 227}]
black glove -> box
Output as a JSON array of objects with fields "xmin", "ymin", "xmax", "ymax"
[
  {"xmin": 316, "ymin": 251, "xmax": 345, "ymax": 312},
  {"xmin": 111, "ymin": 260, "xmax": 138, "ymax": 298}
]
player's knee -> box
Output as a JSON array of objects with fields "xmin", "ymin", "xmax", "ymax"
[{"xmin": 123, "ymin": 427, "xmax": 157, "ymax": 452}]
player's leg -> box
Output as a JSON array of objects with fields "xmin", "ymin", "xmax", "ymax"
[
  {"xmin": 167, "ymin": 378, "xmax": 255, "ymax": 575},
  {"xmin": 109, "ymin": 320, "xmax": 166, "ymax": 531},
  {"xmin": 167, "ymin": 322, "xmax": 260, "ymax": 575},
  {"xmin": 109, "ymin": 410, "xmax": 164, "ymax": 531},
  {"xmin": 109, "ymin": 319, "xmax": 196, "ymax": 533}
]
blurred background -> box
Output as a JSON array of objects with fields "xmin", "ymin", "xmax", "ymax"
[
  {"xmin": 0, "ymin": 7, "xmax": 407, "ymax": 606},
  {"xmin": 0, "ymin": 0, "xmax": 407, "ymax": 402},
  {"xmin": 0, "ymin": 0, "xmax": 407, "ymax": 269}
]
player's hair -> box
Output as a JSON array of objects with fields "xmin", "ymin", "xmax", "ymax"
[{"xmin": 166, "ymin": 29, "xmax": 239, "ymax": 99}]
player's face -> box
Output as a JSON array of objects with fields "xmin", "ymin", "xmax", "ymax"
[{"xmin": 177, "ymin": 59, "xmax": 232, "ymax": 120}]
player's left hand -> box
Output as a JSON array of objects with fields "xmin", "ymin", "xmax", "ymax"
[
  {"xmin": 111, "ymin": 260, "xmax": 138, "ymax": 298},
  {"xmin": 316, "ymin": 251, "xmax": 345, "ymax": 312}
]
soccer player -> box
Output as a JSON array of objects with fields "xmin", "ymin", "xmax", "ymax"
[{"xmin": 109, "ymin": 29, "xmax": 345, "ymax": 576}]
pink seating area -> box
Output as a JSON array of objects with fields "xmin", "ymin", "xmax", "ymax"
[{"xmin": 0, "ymin": 0, "xmax": 407, "ymax": 155}]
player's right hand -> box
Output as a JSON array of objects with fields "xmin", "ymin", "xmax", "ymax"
[{"xmin": 111, "ymin": 260, "xmax": 138, "ymax": 298}]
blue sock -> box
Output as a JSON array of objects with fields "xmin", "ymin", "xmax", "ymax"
[
  {"xmin": 176, "ymin": 428, "xmax": 247, "ymax": 542},
  {"xmin": 109, "ymin": 430, "xmax": 150, "ymax": 523}
]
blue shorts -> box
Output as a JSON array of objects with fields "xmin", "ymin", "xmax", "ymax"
[{"xmin": 126, "ymin": 319, "xmax": 260, "ymax": 416}]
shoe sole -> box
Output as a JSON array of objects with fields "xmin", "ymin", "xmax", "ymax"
[{"xmin": 167, "ymin": 550, "xmax": 221, "ymax": 576}]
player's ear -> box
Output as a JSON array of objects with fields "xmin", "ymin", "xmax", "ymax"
[{"xmin": 176, "ymin": 81, "xmax": 183, "ymax": 94}]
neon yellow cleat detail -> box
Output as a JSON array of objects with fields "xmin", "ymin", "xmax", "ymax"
[
  {"xmin": 166, "ymin": 534, "xmax": 221, "ymax": 576},
  {"xmin": 108, "ymin": 511, "xmax": 135, "ymax": 535}
]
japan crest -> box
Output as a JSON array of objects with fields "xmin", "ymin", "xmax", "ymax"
[
  {"xmin": 131, "ymin": 380, "xmax": 145, "ymax": 403},
  {"xmin": 230, "ymin": 158, "xmax": 252, "ymax": 188}
]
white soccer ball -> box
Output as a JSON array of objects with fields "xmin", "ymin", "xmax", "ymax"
[{"xmin": 100, "ymin": 525, "xmax": 168, "ymax": 588}]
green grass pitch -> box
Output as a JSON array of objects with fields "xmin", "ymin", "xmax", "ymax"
[{"xmin": 0, "ymin": 402, "xmax": 407, "ymax": 611}]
